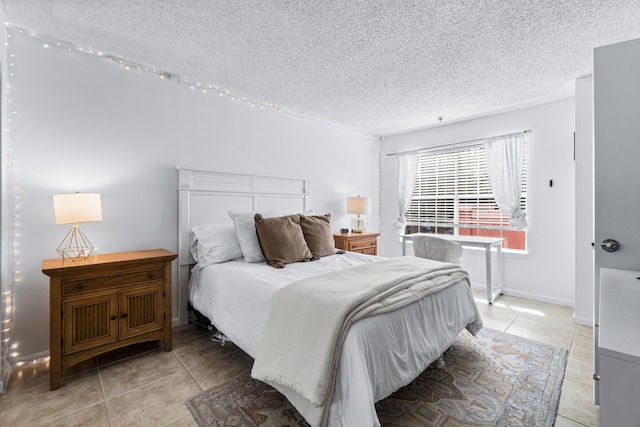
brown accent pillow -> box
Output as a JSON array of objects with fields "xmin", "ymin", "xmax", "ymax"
[
  {"xmin": 300, "ymin": 214, "xmax": 336, "ymax": 258},
  {"xmin": 254, "ymin": 214, "xmax": 314, "ymax": 268}
]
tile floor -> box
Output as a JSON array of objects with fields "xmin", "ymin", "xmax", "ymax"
[{"xmin": 0, "ymin": 290, "xmax": 599, "ymax": 426}]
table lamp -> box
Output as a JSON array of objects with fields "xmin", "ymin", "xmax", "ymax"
[
  {"xmin": 52, "ymin": 193, "xmax": 103, "ymax": 259},
  {"xmin": 347, "ymin": 195, "xmax": 370, "ymax": 234}
]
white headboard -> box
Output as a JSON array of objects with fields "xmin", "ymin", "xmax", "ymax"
[{"xmin": 176, "ymin": 169, "xmax": 311, "ymax": 325}]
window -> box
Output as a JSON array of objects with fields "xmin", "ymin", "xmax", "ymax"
[{"xmin": 405, "ymin": 143, "xmax": 527, "ymax": 250}]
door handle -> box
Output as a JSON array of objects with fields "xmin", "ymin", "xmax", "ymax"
[{"xmin": 600, "ymin": 239, "xmax": 621, "ymax": 252}]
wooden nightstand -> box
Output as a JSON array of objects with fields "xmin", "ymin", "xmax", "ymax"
[
  {"xmin": 42, "ymin": 249, "xmax": 177, "ymax": 390},
  {"xmin": 333, "ymin": 232, "xmax": 381, "ymax": 255}
]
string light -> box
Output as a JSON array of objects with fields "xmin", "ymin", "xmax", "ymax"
[
  {"xmin": 5, "ymin": 24, "xmax": 365, "ymax": 136},
  {"xmin": 2, "ymin": 24, "xmax": 20, "ymax": 372}
]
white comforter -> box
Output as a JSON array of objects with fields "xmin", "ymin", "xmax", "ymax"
[
  {"xmin": 189, "ymin": 252, "xmax": 382, "ymax": 357},
  {"xmin": 189, "ymin": 253, "xmax": 483, "ymax": 426}
]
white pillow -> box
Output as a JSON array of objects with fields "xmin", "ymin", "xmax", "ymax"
[
  {"xmin": 191, "ymin": 223, "xmax": 243, "ymax": 267},
  {"xmin": 228, "ymin": 210, "xmax": 282, "ymax": 263}
]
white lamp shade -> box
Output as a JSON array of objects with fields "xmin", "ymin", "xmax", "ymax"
[
  {"xmin": 347, "ymin": 196, "xmax": 371, "ymax": 215},
  {"xmin": 53, "ymin": 193, "xmax": 103, "ymax": 225}
]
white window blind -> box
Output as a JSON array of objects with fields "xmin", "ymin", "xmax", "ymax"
[{"xmin": 405, "ymin": 143, "xmax": 527, "ymax": 250}]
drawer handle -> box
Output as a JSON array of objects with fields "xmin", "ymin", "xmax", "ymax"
[
  {"xmin": 110, "ymin": 315, "xmax": 117, "ymax": 321},
  {"xmin": 76, "ymin": 284, "xmax": 84, "ymax": 290},
  {"xmin": 148, "ymin": 273, "xmax": 155, "ymax": 279},
  {"xmin": 121, "ymin": 313, "xmax": 128, "ymax": 318}
]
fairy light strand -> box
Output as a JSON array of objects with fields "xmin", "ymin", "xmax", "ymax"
[
  {"xmin": 6, "ymin": 24, "xmax": 365, "ymax": 136},
  {"xmin": 2, "ymin": 26, "xmax": 68, "ymax": 371},
  {"xmin": 2, "ymin": 25, "xmax": 18, "ymax": 371}
]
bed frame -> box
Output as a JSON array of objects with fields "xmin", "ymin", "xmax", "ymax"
[{"xmin": 176, "ymin": 168, "xmax": 311, "ymax": 325}]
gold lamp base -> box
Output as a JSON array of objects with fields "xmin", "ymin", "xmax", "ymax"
[{"xmin": 57, "ymin": 224, "xmax": 95, "ymax": 260}]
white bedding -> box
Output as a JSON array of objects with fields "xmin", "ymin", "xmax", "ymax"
[
  {"xmin": 189, "ymin": 252, "xmax": 482, "ymax": 426},
  {"xmin": 189, "ymin": 251, "xmax": 382, "ymax": 357}
]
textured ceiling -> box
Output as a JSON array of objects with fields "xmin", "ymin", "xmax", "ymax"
[{"xmin": 3, "ymin": 1, "xmax": 640, "ymax": 136}]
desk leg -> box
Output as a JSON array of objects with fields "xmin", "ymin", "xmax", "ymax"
[
  {"xmin": 496, "ymin": 243, "xmax": 504, "ymax": 295},
  {"xmin": 485, "ymin": 245, "xmax": 493, "ymax": 304},
  {"xmin": 402, "ymin": 237, "xmax": 406, "ymax": 256},
  {"xmin": 487, "ymin": 243, "xmax": 504, "ymax": 304}
]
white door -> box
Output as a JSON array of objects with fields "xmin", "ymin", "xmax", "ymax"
[{"xmin": 593, "ymin": 37, "xmax": 640, "ymax": 403}]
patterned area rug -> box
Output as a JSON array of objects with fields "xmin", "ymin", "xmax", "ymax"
[{"xmin": 186, "ymin": 328, "xmax": 568, "ymax": 427}]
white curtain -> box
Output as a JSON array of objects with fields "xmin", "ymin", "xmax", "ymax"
[
  {"xmin": 393, "ymin": 152, "xmax": 418, "ymax": 234},
  {"xmin": 485, "ymin": 132, "xmax": 528, "ymax": 230}
]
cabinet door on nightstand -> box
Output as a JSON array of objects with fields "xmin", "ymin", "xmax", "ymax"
[
  {"xmin": 119, "ymin": 284, "xmax": 165, "ymax": 339},
  {"xmin": 63, "ymin": 293, "xmax": 119, "ymax": 355}
]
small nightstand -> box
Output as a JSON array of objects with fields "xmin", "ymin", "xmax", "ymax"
[
  {"xmin": 42, "ymin": 249, "xmax": 177, "ymax": 390},
  {"xmin": 333, "ymin": 232, "xmax": 381, "ymax": 255}
]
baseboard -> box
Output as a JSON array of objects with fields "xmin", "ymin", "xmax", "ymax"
[
  {"xmin": 572, "ymin": 314, "xmax": 593, "ymax": 326},
  {"xmin": 12, "ymin": 350, "xmax": 50, "ymax": 367},
  {"xmin": 469, "ymin": 282, "xmax": 575, "ymax": 308}
]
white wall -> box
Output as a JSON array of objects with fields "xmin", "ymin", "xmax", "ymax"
[
  {"xmin": 5, "ymin": 32, "xmax": 378, "ymax": 362},
  {"xmin": 574, "ymin": 75, "xmax": 594, "ymax": 325},
  {"xmin": 380, "ymin": 100, "xmax": 576, "ymax": 306},
  {"xmin": 0, "ymin": 18, "xmax": 9, "ymax": 392}
]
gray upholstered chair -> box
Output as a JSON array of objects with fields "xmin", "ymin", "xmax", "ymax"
[{"xmin": 412, "ymin": 235, "xmax": 463, "ymax": 264}]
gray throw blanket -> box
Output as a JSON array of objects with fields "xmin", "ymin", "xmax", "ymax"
[{"xmin": 251, "ymin": 256, "xmax": 469, "ymax": 424}]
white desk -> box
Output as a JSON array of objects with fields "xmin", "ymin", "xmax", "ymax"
[{"xmin": 401, "ymin": 233, "xmax": 504, "ymax": 304}]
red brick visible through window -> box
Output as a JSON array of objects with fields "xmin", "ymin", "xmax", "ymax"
[{"xmin": 458, "ymin": 207, "xmax": 525, "ymax": 250}]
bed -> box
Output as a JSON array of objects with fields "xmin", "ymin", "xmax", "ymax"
[{"xmin": 177, "ymin": 169, "xmax": 483, "ymax": 427}]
